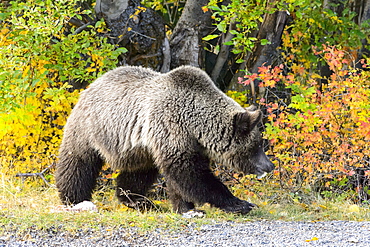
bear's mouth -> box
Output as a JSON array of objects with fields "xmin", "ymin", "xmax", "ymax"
[{"xmin": 251, "ymin": 150, "xmax": 275, "ymax": 178}]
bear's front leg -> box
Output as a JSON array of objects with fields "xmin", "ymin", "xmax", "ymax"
[
  {"xmin": 166, "ymin": 181, "xmax": 195, "ymax": 213},
  {"xmin": 218, "ymin": 198, "xmax": 256, "ymax": 214},
  {"xmin": 160, "ymin": 152, "xmax": 255, "ymax": 214}
]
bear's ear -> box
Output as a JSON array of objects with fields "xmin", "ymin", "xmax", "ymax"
[{"xmin": 234, "ymin": 109, "xmax": 262, "ymax": 132}]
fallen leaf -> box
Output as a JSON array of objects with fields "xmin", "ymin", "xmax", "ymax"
[
  {"xmin": 305, "ymin": 237, "xmax": 319, "ymax": 242},
  {"xmin": 348, "ymin": 205, "xmax": 360, "ymax": 213}
]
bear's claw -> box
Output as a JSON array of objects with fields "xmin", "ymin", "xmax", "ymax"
[{"xmin": 220, "ymin": 199, "xmax": 256, "ymax": 214}]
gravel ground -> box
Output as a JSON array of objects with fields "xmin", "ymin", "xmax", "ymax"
[{"xmin": 1, "ymin": 220, "xmax": 369, "ymax": 247}]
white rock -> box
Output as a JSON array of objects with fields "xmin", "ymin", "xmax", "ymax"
[
  {"xmin": 182, "ymin": 210, "xmax": 205, "ymax": 218},
  {"xmin": 72, "ymin": 201, "xmax": 98, "ymax": 212}
]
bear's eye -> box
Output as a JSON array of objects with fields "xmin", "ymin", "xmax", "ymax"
[
  {"xmin": 233, "ymin": 130, "xmax": 248, "ymax": 145},
  {"xmin": 234, "ymin": 115, "xmax": 255, "ymax": 138},
  {"xmin": 236, "ymin": 125, "xmax": 250, "ymax": 138}
]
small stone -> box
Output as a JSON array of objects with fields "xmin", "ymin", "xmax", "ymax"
[
  {"xmin": 348, "ymin": 237, "xmax": 359, "ymax": 243},
  {"xmin": 182, "ymin": 210, "xmax": 205, "ymax": 218}
]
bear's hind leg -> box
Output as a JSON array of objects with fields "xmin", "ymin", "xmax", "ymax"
[
  {"xmin": 116, "ymin": 167, "xmax": 159, "ymax": 211},
  {"xmin": 55, "ymin": 148, "xmax": 103, "ymax": 205}
]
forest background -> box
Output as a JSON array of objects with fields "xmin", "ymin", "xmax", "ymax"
[{"xmin": 0, "ymin": 0, "xmax": 369, "ymax": 210}]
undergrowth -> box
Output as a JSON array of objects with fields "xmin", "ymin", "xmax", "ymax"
[{"xmin": 1, "ymin": 175, "xmax": 369, "ymax": 236}]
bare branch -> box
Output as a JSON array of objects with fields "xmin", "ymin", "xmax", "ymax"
[{"xmin": 161, "ymin": 37, "xmax": 171, "ymax": 72}]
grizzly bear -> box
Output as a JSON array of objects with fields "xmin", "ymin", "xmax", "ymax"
[{"xmin": 55, "ymin": 65, "xmax": 274, "ymax": 214}]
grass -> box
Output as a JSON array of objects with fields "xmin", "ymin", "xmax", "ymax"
[{"xmin": 1, "ymin": 174, "xmax": 370, "ymax": 236}]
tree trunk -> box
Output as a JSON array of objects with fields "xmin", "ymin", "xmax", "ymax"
[
  {"xmin": 95, "ymin": 0, "xmax": 167, "ymax": 71},
  {"xmin": 226, "ymin": 1, "xmax": 288, "ymax": 100},
  {"xmin": 357, "ymin": 0, "xmax": 370, "ymax": 62},
  {"xmin": 91, "ymin": 0, "xmax": 367, "ymax": 95},
  {"xmin": 169, "ymin": 0, "xmax": 212, "ymax": 69},
  {"xmin": 246, "ymin": 11, "xmax": 287, "ymax": 74},
  {"xmin": 246, "ymin": 9, "xmax": 288, "ymax": 100},
  {"xmin": 210, "ymin": 17, "xmax": 236, "ymax": 85}
]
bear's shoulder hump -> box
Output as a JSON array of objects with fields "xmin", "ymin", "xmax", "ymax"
[{"xmin": 164, "ymin": 66, "xmax": 215, "ymax": 89}]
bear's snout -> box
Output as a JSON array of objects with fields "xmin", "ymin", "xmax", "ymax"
[{"xmin": 252, "ymin": 148, "xmax": 275, "ymax": 178}]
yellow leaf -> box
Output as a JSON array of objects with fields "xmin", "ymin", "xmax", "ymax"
[
  {"xmin": 87, "ymin": 67, "xmax": 96, "ymax": 72},
  {"xmin": 311, "ymin": 73, "xmax": 322, "ymax": 79},
  {"xmin": 305, "ymin": 237, "xmax": 319, "ymax": 242},
  {"xmin": 22, "ymin": 65, "xmax": 30, "ymax": 77},
  {"xmin": 348, "ymin": 205, "xmax": 360, "ymax": 213},
  {"xmin": 153, "ymin": 200, "xmax": 163, "ymax": 205}
]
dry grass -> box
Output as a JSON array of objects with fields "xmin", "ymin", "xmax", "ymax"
[{"xmin": 1, "ymin": 174, "xmax": 370, "ymax": 236}]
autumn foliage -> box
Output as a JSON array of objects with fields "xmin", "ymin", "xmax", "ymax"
[
  {"xmin": 239, "ymin": 45, "xmax": 370, "ymax": 201},
  {"xmin": 0, "ymin": 0, "xmax": 125, "ymax": 175}
]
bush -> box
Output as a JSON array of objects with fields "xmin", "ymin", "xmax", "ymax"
[
  {"xmin": 0, "ymin": 0, "xmax": 125, "ymax": 176},
  {"xmin": 240, "ymin": 45, "xmax": 370, "ymax": 202}
]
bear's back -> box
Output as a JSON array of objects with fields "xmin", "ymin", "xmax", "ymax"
[
  {"xmin": 64, "ymin": 65, "xmax": 244, "ymax": 168},
  {"xmin": 74, "ymin": 65, "xmax": 242, "ymax": 127},
  {"xmin": 85, "ymin": 65, "xmax": 243, "ymax": 120},
  {"xmin": 88, "ymin": 66, "xmax": 162, "ymax": 92}
]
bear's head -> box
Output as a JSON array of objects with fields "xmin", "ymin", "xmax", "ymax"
[{"xmin": 223, "ymin": 106, "xmax": 274, "ymax": 178}]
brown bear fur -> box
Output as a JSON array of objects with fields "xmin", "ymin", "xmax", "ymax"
[{"xmin": 55, "ymin": 65, "xmax": 274, "ymax": 214}]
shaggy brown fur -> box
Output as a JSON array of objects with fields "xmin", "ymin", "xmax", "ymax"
[{"xmin": 55, "ymin": 66, "xmax": 274, "ymax": 214}]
